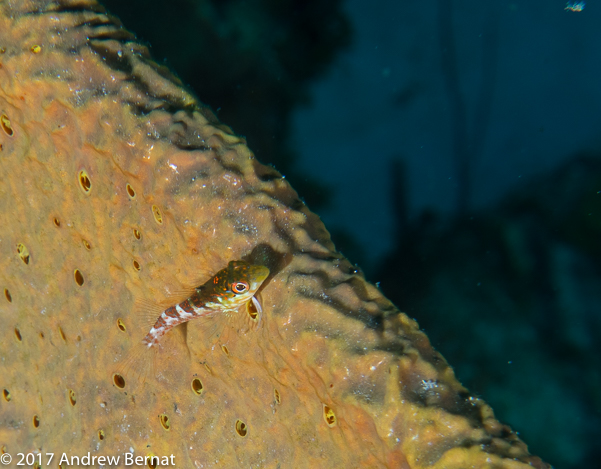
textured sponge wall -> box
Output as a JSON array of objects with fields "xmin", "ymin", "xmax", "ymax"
[{"xmin": 0, "ymin": 1, "xmax": 549, "ymax": 468}]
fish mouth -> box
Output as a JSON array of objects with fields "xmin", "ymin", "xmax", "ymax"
[{"xmin": 249, "ymin": 265, "xmax": 270, "ymax": 289}]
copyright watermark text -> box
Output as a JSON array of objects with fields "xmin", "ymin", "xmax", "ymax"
[{"xmin": 0, "ymin": 452, "xmax": 175, "ymax": 466}]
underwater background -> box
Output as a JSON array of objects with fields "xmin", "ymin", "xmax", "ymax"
[{"xmin": 100, "ymin": 0, "xmax": 601, "ymax": 467}]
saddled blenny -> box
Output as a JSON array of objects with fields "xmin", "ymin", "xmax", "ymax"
[{"xmin": 115, "ymin": 260, "xmax": 269, "ymax": 387}]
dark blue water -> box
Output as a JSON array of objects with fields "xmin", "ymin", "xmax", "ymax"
[{"xmin": 294, "ymin": 4, "xmax": 601, "ymax": 466}]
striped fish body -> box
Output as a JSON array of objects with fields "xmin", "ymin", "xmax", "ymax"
[
  {"xmin": 142, "ymin": 260, "xmax": 269, "ymax": 348},
  {"xmin": 142, "ymin": 293, "xmax": 217, "ymax": 347}
]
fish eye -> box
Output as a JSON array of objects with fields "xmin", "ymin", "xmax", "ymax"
[{"xmin": 232, "ymin": 281, "xmax": 249, "ymax": 294}]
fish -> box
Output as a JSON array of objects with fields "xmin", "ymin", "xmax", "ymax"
[
  {"xmin": 115, "ymin": 260, "xmax": 269, "ymax": 387},
  {"xmin": 141, "ymin": 260, "xmax": 269, "ymax": 348}
]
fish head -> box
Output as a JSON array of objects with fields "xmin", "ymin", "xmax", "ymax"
[{"xmin": 210, "ymin": 260, "xmax": 269, "ymax": 309}]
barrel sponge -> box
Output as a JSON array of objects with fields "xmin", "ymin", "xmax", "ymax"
[{"xmin": 0, "ymin": 1, "xmax": 549, "ymax": 468}]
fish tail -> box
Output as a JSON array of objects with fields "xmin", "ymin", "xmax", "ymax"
[{"xmin": 112, "ymin": 340, "xmax": 157, "ymax": 391}]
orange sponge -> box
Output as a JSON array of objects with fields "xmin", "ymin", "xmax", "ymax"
[{"xmin": 0, "ymin": 1, "xmax": 549, "ymax": 468}]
